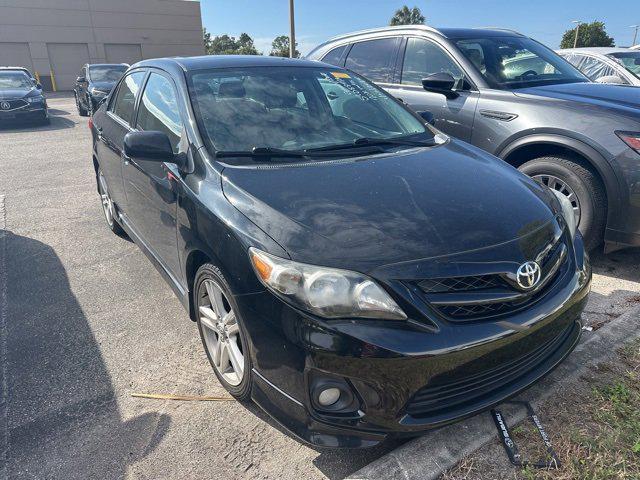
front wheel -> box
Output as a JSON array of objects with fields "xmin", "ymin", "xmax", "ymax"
[
  {"xmin": 519, "ymin": 156, "xmax": 606, "ymax": 251},
  {"xmin": 76, "ymin": 92, "xmax": 88, "ymax": 117},
  {"xmin": 97, "ymin": 169, "xmax": 126, "ymax": 237},
  {"xmin": 195, "ymin": 264, "xmax": 252, "ymax": 400}
]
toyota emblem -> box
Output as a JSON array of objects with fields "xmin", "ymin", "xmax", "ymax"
[
  {"xmin": 0, "ymin": 101, "xmax": 10, "ymax": 110},
  {"xmin": 516, "ymin": 261, "xmax": 541, "ymax": 290}
]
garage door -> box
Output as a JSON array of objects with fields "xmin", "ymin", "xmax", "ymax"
[
  {"xmin": 47, "ymin": 43, "xmax": 90, "ymax": 91},
  {"xmin": 104, "ymin": 44, "xmax": 142, "ymax": 65},
  {"xmin": 0, "ymin": 42, "xmax": 33, "ymax": 71}
]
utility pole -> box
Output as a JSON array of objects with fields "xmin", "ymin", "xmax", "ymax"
[
  {"xmin": 289, "ymin": 0, "xmax": 296, "ymax": 58},
  {"xmin": 572, "ymin": 20, "xmax": 582, "ymax": 48},
  {"xmin": 631, "ymin": 25, "xmax": 639, "ymax": 46}
]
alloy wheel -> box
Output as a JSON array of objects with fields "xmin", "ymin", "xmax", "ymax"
[
  {"xmin": 98, "ymin": 171, "xmax": 115, "ymax": 227},
  {"xmin": 198, "ymin": 279, "xmax": 244, "ymax": 386},
  {"xmin": 532, "ymin": 174, "xmax": 581, "ymax": 225}
]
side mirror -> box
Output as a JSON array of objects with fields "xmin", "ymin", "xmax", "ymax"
[
  {"xmin": 36, "ymin": 82, "xmax": 42, "ymax": 90},
  {"xmin": 417, "ymin": 111, "xmax": 436, "ymax": 126},
  {"xmin": 595, "ymin": 75, "xmax": 627, "ymax": 85},
  {"xmin": 77, "ymin": 76, "xmax": 86, "ymax": 83},
  {"xmin": 124, "ymin": 131, "xmax": 176, "ymax": 162},
  {"xmin": 421, "ymin": 72, "xmax": 459, "ymax": 99}
]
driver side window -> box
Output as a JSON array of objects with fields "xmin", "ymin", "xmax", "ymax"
[{"xmin": 401, "ymin": 38, "xmax": 465, "ymax": 87}]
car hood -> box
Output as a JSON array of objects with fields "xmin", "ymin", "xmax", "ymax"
[
  {"xmin": 90, "ymin": 81, "xmax": 116, "ymax": 92},
  {"xmin": 514, "ymin": 82, "xmax": 640, "ymax": 112},
  {"xmin": 221, "ymin": 141, "xmax": 558, "ymax": 273},
  {"xmin": 0, "ymin": 87, "xmax": 34, "ymax": 99}
]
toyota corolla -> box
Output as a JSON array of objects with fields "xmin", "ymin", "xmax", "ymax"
[{"xmin": 90, "ymin": 56, "xmax": 591, "ymax": 448}]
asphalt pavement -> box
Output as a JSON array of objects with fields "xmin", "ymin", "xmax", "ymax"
[{"xmin": 1, "ymin": 94, "xmax": 638, "ymax": 480}]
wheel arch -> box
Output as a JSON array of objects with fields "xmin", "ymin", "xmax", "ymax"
[
  {"xmin": 184, "ymin": 249, "xmax": 214, "ymax": 321},
  {"xmin": 497, "ymin": 134, "xmax": 621, "ymax": 226}
]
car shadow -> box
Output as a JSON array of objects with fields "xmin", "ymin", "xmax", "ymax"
[
  {"xmin": 0, "ymin": 113, "xmax": 76, "ymax": 132},
  {"xmin": 2, "ymin": 230, "xmax": 170, "ymax": 478}
]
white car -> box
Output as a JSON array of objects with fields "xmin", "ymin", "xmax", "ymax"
[{"xmin": 557, "ymin": 47, "xmax": 640, "ymax": 86}]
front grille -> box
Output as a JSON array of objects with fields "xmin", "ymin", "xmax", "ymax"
[
  {"xmin": 415, "ymin": 234, "xmax": 569, "ymax": 322},
  {"xmin": 405, "ymin": 321, "xmax": 576, "ymax": 417},
  {"xmin": 417, "ymin": 275, "xmax": 500, "ymax": 293},
  {"xmin": 0, "ymin": 98, "xmax": 28, "ymax": 112}
]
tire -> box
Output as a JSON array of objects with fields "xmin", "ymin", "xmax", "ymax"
[
  {"xmin": 194, "ymin": 263, "xmax": 252, "ymax": 401},
  {"xmin": 519, "ymin": 156, "xmax": 606, "ymax": 251},
  {"xmin": 97, "ymin": 169, "xmax": 127, "ymax": 237},
  {"xmin": 76, "ymin": 92, "xmax": 88, "ymax": 117}
]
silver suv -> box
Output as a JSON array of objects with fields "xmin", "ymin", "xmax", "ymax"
[{"xmin": 307, "ymin": 26, "xmax": 640, "ymax": 252}]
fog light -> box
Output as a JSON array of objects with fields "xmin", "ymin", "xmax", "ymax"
[{"xmin": 318, "ymin": 387, "xmax": 341, "ymax": 406}]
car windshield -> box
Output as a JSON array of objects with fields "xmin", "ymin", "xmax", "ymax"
[
  {"xmin": 89, "ymin": 65, "xmax": 127, "ymax": 83},
  {"xmin": 455, "ymin": 36, "xmax": 589, "ymax": 89},
  {"xmin": 187, "ymin": 66, "xmax": 431, "ymax": 158},
  {"xmin": 0, "ymin": 71, "xmax": 33, "ymax": 90},
  {"xmin": 608, "ymin": 52, "xmax": 640, "ymax": 78}
]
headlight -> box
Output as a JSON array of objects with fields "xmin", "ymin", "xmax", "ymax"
[
  {"xmin": 26, "ymin": 96, "xmax": 43, "ymax": 103},
  {"xmin": 616, "ymin": 131, "xmax": 640, "ymax": 154},
  {"xmin": 248, "ymin": 248, "xmax": 407, "ymax": 320},
  {"xmin": 551, "ymin": 190, "xmax": 578, "ymax": 238}
]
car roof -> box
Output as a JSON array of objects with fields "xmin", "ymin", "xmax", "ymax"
[
  {"xmin": 133, "ymin": 55, "xmax": 324, "ymax": 72},
  {"xmin": 87, "ymin": 63, "xmax": 129, "ymax": 67},
  {"xmin": 0, "ymin": 66, "xmax": 31, "ymax": 72},
  {"xmin": 557, "ymin": 47, "xmax": 637, "ymax": 55}
]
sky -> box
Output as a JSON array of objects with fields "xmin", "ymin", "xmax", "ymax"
[{"xmin": 200, "ymin": 0, "xmax": 640, "ymax": 55}]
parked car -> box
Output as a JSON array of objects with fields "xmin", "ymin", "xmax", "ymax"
[
  {"xmin": 74, "ymin": 63, "xmax": 128, "ymax": 116},
  {"xmin": 90, "ymin": 55, "xmax": 591, "ymax": 448},
  {"xmin": 0, "ymin": 66, "xmax": 37, "ymax": 84},
  {"xmin": 307, "ymin": 26, "xmax": 640, "ymax": 252},
  {"xmin": 557, "ymin": 48, "xmax": 640, "ymax": 86},
  {"xmin": 0, "ymin": 68, "xmax": 48, "ymax": 125}
]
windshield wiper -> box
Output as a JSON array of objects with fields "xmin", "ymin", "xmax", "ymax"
[
  {"xmin": 215, "ymin": 146, "xmax": 308, "ymax": 160},
  {"xmin": 306, "ymin": 136, "xmax": 436, "ymax": 153}
]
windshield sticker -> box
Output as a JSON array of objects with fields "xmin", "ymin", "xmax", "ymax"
[{"xmin": 331, "ymin": 72, "xmax": 351, "ymax": 79}]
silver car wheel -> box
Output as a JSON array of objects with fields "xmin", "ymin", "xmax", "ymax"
[
  {"xmin": 199, "ymin": 279, "xmax": 244, "ymax": 386},
  {"xmin": 98, "ymin": 171, "xmax": 115, "ymax": 227},
  {"xmin": 533, "ymin": 174, "xmax": 581, "ymax": 225}
]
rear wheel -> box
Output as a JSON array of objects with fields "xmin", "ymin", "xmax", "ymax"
[
  {"xmin": 519, "ymin": 156, "xmax": 606, "ymax": 251},
  {"xmin": 195, "ymin": 263, "xmax": 252, "ymax": 400}
]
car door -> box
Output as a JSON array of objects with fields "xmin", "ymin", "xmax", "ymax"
[
  {"xmin": 385, "ymin": 37, "xmax": 479, "ymax": 142},
  {"xmin": 123, "ymin": 70, "xmax": 184, "ymax": 278},
  {"xmin": 96, "ymin": 70, "xmax": 146, "ymax": 209}
]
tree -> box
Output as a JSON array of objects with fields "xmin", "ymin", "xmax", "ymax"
[
  {"xmin": 269, "ymin": 35, "xmax": 300, "ymax": 58},
  {"xmin": 203, "ymin": 29, "xmax": 261, "ymax": 55},
  {"xmin": 560, "ymin": 21, "xmax": 614, "ymax": 49},
  {"xmin": 389, "ymin": 5, "xmax": 425, "ymax": 26}
]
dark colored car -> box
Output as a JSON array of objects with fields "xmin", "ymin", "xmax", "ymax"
[
  {"xmin": 90, "ymin": 55, "xmax": 591, "ymax": 448},
  {"xmin": 307, "ymin": 26, "xmax": 640, "ymax": 252},
  {"xmin": 74, "ymin": 63, "xmax": 128, "ymax": 116},
  {"xmin": 0, "ymin": 68, "xmax": 48, "ymax": 125}
]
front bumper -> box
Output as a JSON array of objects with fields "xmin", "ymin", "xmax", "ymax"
[
  {"xmin": 0, "ymin": 102, "xmax": 47, "ymax": 123},
  {"xmin": 235, "ymin": 234, "xmax": 592, "ymax": 448}
]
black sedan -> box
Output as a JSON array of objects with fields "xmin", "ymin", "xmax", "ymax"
[
  {"xmin": 0, "ymin": 69, "xmax": 48, "ymax": 125},
  {"xmin": 90, "ymin": 55, "xmax": 591, "ymax": 448},
  {"xmin": 74, "ymin": 63, "xmax": 128, "ymax": 116}
]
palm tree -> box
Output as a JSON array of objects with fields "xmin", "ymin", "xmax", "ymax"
[{"xmin": 389, "ymin": 6, "xmax": 425, "ymax": 26}]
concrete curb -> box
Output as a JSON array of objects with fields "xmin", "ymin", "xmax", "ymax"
[{"xmin": 347, "ymin": 304, "xmax": 640, "ymax": 480}]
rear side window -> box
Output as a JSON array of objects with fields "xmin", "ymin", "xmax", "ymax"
[
  {"xmin": 345, "ymin": 38, "xmax": 400, "ymax": 83},
  {"xmin": 136, "ymin": 73, "xmax": 184, "ymax": 152},
  {"xmin": 110, "ymin": 71, "xmax": 145, "ymax": 125},
  {"xmin": 321, "ymin": 45, "xmax": 347, "ymax": 67}
]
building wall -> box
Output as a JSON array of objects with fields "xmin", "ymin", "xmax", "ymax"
[{"xmin": 0, "ymin": 0, "xmax": 204, "ymax": 90}]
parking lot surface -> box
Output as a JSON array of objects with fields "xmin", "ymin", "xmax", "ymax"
[{"xmin": 1, "ymin": 95, "xmax": 639, "ymax": 480}]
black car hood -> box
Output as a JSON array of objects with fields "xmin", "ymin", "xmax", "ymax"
[
  {"xmin": 90, "ymin": 81, "xmax": 116, "ymax": 92},
  {"xmin": 514, "ymin": 82, "xmax": 640, "ymax": 113},
  {"xmin": 0, "ymin": 87, "xmax": 34, "ymax": 99},
  {"xmin": 222, "ymin": 141, "xmax": 557, "ymax": 272}
]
